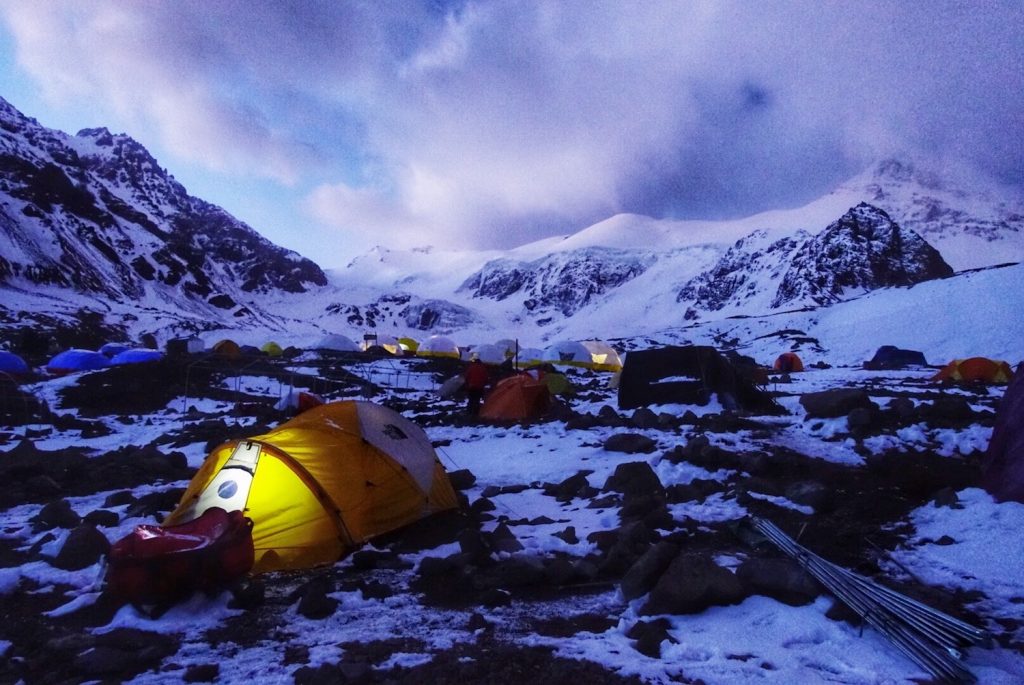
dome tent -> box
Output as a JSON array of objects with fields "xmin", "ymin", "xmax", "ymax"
[
  {"xmin": 773, "ymin": 352, "xmax": 804, "ymax": 373},
  {"xmin": 469, "ymin": 343, "xmax": 506, "ymax": 365},
  {"xmin": 46, "ymin": 349, "xmax": 111, "ymax": 374},
  {"xmin": 164, "ymin": 401, "xmax": 459, "ymax": 573},
  {"xmin": 418, "ymin": 335, "xmax": 460, "ymax": 359},
  {"xmin": 0, "ymin": 350, "xmax": 29, "ymax": 375},
  {"xmin": 581, "ymin": 340, "xmax": 624, "ymax": 372},
  {"xmin": 315, "ymin": 334, "xmax": 361, "ymax": 352},
  {"xmin": 261, "ymin": 341, "xmax": 284, "ymax": 357},
  {"xmin": 111, "ymin": 348, "xmax": 164, "ymax": 365},
  {"xmin": 932, "ymin": 357, "xmax": 1013, "ymax": 384},
  {"xmin": 542, "ymin": 340, "xmax": 592, "ymax": 367}
]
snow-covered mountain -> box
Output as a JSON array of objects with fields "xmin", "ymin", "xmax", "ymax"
[
  {"xmin": 0, "ymin": 96, "xmax": 326, "ymax": 339},
  {"xmin": 0, "ymin": 96, "xmax": 1021, "ymax": 365}
]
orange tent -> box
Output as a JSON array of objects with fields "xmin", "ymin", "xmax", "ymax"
[
  {"xmin": 932, "ymin": 357, "xmax": 1014, "ymax": 384},
  {"xmin": 480, "ymin": 373, "xmax": 551, "ymax": 422},
  {"xmin": 773, "ymin": 352, "xmax": 804, "ymax": 373},
  {"xmin": 212, "ymin": 339, "xmax": 241, "ymax": 359}
]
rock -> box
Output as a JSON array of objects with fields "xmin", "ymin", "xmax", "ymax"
[
  {"xmin": 553, "ymin": 526, "xmax": 579, "ymax": 545},
  {"xmin": 630, "ymin": 407, "xmax": 660, "ymax": 429},
  {"xmin": 83, "ymin": 509, "xmax": 120, "ymax": 527},
  {"xmin": 621, "ymin": 541, "xmax": 680, "ymax": 601},
  {"xmin": 33, "ymin": 499, "xmax": 80, "ymax": 530},
  {"xmin": 545, "ymin": 471, "xmax": 593, "ymax": 501},
  {"xmin": 473, "ymin": 555, "xmax": 546, "ymax": 590},
  {"xmin": 488, "ymin": 522, "xmax": 525, "ymax": 553},
  {"xmin": 184, "ymin": 664, "xmax": 219, "ymax": 682},
  {"xmin": 228, "ymin": 578, "xmax": 265, "ymax": 610},
  {"xmin": 103, "ymin": 491, "xmax": 136, "ymax": 507},
  {"xmin": 293, "ymin": 663, "xmax": 347, "ymax": 685},
  {"xmin": 458, "ymin": 528, "xmax": 491, "ymax": 561},
  {"xmin": 597, "ymin": 405, "xmax": 623, "ymax": 425},
  {"xmin": 641, "ymin": 553, "xmax": 746, "ymax": 615},
  {"xmin": 627, "ymin": 618, "xmax": 677, "ymax": 658},
  {"xmin": 359, "ymin": 581, "xmax": 393, "ymax": 600},
  {"xmin": 800, "ymin": 389, "xmax": 877, "ymax": 419},
  {"xmin": 52, "ymin": 524, "xmax": 110, "ymax": 570},
  {"xmin": 932, "ymin": 487, "xmax": 960, "ymax": 508},
  {"xmin": 26, "ymin": 474, "xmax": 62, "ymax": 497},
  {"xmin": 467, "ymin": 612, "xmax": 491, "ymax": 631},
  {"xmin": 447, "ymin": 469, "xmax": 477, "ymax": 490},
  {"xmin": 604, "ymin": 433, "xmax": 657, "ymax": 454},
  {"xmin": 887, "ymin": 397, "xmax": 917, "ymax": 421},
  {"xmin": 784, "ymin": 481, "xmax": 832, "ymax": 512},
  {"xmin": 603, "ymin": 461, "xmax": 665, "ymax": 498},
  {"xmin": 847, "ymin": 406, "xmax": 876, "ymax": 433},
  {"xmin": 296, "ymin": 577, "xmax": 338, "ymax": 620},
  {"xmin": 736, "ymin": 557, "xmax": 821, "ymax": 606},
  {"xmin": 921, "ymin": 397, "xmax": 975, "ymax": 423}
]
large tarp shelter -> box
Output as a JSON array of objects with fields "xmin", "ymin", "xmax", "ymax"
[
  {"xmin": 618, "ymin": 345, "xmax": 782, "ymax": 414},
  {"xmin": 982, "ymin": 363, "xmax": 1024, "ymax": 503},
  {"xmin": 165, "ymin": 401, "xmax": 459, "ymax": 573},
  {"xmin": 864, "ymin": 346, "xmax": 928, "ymax": 370}
]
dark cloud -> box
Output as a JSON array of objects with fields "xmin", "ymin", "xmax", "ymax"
[{"xmin": 2, "ymin": 0, "xmax": 1022, "ymax": 254}]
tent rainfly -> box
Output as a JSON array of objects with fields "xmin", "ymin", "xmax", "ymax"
[
  {"xmin": 164, "ymin": 401, "xmax": 459, "ymax": 573},
  {"xmin": 417, "ymin": 335, "xmax": 460, "ymax": 359}
]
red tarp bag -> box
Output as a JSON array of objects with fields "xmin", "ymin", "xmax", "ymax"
[{"xmin": 106, "ymin": 507, "xmax": 255, "ymax": 604}]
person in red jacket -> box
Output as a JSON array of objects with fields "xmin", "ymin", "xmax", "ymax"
[{"xmin": 464, "ymin": 353, "xmax": 490, "ymax": 417}]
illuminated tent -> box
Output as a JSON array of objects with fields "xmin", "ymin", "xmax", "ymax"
[
  {"xmin": 165, "ymin": 401, "xmax": 459, "ymax": 573},
  {"xmin": 417, "ymin": 335, "xmax": 460, "ymax": 359},
  {"xmin": 261, "ymin": 341, "xmax": 284, "ymax": 357},
  {"xmin": 773, "ymin": 352, "xmax": 804, "ymax": 373},
  {"xmin": 542, "ymin": 340, "xmax": 592, "ymax": 367},
  {"xmin": 46, "ymin": 349, "xmax": 111, "ymax": 374},
  {"xmin": 581, "ymin": 340, "xmax": 624, "ymax": 372},
  {"xmin": 362, "ymin": 334, "xmax": 401, "ymax": 355},
  {"xmin": 398, "ymin": 337, "xmax": 420, "ymax": 354},
  {"xmin": 932, "ymin": 357, "xmax": 1013, "ymax": 384}
]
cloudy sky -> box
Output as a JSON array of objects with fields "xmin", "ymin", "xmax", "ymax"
[{"xmin": 1, "ymin": 1, "xmax": 1022, "ymax": 268}]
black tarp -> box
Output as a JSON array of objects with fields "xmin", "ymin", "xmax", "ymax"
[
  {"xmin": 617, "ymin": 345, "xmax": 782, "ymax": 414},
  {"xmin": 982, "ymin": 363, "xmax": 1024, "ymax": 503},
  {"xmin": 864, "ymin": 345, "xmax": 928, "ymax": 370}
]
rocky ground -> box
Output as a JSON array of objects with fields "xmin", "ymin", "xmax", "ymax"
[{"xmin": 0, "ymin": 350, "xmax": 1010, "ymax": 684}]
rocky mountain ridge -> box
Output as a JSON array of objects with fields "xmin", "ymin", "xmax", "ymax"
[{"xmin": 0, "ymin": 97, "xmax": 326, "ymax": 323}]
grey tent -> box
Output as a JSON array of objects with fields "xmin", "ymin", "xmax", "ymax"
[{"xmin": 617, "ymin": 345, "xmax": 782, "ymax": 414}]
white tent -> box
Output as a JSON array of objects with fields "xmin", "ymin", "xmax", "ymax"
[
  {"xmin": 418, "ymin": 335, "xmax": 460, "ymax": 359},
  {"xmin": 315, "ymin": 334, "xmax": 360, "ymax": 352}
]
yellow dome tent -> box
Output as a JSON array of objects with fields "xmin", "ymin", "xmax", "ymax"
[
  {"xmin": 164, "ymin": 401, "xmax": 459, "ymax": 573},
  {"xmin": 261, "ymin": 341, "xmax": 283, "ymax": 357}
]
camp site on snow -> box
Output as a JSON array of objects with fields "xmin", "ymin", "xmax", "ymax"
[{"xmin": 0, "ymin": 329, "xmax": 1021, "ymax": 684}]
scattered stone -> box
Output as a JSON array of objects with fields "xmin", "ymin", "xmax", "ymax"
[
  {"xmin": 488, "ymin": 522, "xmax": 525, "ymax": 553},
  {"xmin": 26, "ymin": 475, "xmax": 62, "ymax": 497},
  {"xmin": 621, "ymin": 541, "xmax": 680, "ymax": 601},
  {"xmin": 630, "ymin": 407, "xmax": 659, "ymax": 429},
  {"xmin": 921, "ymin": 397, "xmax": 975, "ymax": 423},
  {"xmin": 736, "ymin": 557, "xmax": 821, "ymax": 606},
  {"xmin": 641, "ymin": 553, "xmax": 746, "ymax": 615},
  {"xmin": 545, "ymin": 471, "xmax": 593, "ymax": 501},
  {"xmin": 932, "ymin": 487, "xmax": 960, "ymax": 508},
  {"xmin": 553, "ymin": 526, "xmax": 579, "ymax": 545},
  {"xmin": 847, "ymin": 406, "xmax": 876, "ymax": 433},
  {"xmin": 604, "ymin": 433, "xmax": 657, "ymax": 454},
  {"xmin": 800, "ymin": 389, "xmax": 877, "ymax": 419},
  {"xmin": 627, "ymin": 618, "xmax": 677, "ymax": 658},
  {"xmin": 296, "ymin": 577, "xmax": 338, "ymax": 620},
  {"xmin": 103, "ymin": 491, "xmax": 136, "ymax": 507},
  {"xmin": 447, "ymin": 469, "xmax": 477, "ymax": 490},
  {"xmin": 52, "ymin": 524, "xmax": 110, "ymax": 570},
  {"xmin": 887, "ymin": 397, "xmax": 917, "ymax": 421},
  {"xmin": 783, "ymin": 481, "xmax": 831, "ymax": 512},
  {"xmin": 467, "ymin": 612, "xmax": 491, "ymax": 632},
  {"xmin": 83, "ymin": 509, "xmax": 120, "ymax": 527},
  {"xmin": 935, "ymin": 535, "xmax": 957, "ymax": 546},
  {"xmin": 183, "ymin": 664, "xmax": 219, "ymax": 683},
  {"xmin": 228, "ymin": 578, "xmax": 265, "ymax": 610},
  {"xmin": 33, "ymin": 499, "xmax": 81, "ymax": 530},
  {"xmin": 603, "ymin": 461, "xmax": 665, "ymax": 498}
]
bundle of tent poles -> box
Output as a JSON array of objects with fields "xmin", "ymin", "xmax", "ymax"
[{"xmin": 750, "ymin": 517, "xmax": 988, "ymax": 684}]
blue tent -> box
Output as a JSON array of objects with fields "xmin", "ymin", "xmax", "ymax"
[
  {"xmin": 111, "ymin": 348, "xmax": 164, "ymax": 365},
  {"xmin": 99, "ymin": 342, "xmax": 131, "ymax": 358},
  {"xmin": 47, "ymin": 349, "xmax": 111, "ymax": 374},
  {"xmin": 0, "ymin": 350, "xmax": 29, "ymax": 374}
]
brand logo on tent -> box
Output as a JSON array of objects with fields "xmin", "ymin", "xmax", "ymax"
[
  {"xmin": 383, "ymin": 424, "xmax": 408, "ymax": 440},
  {"xmin": 218, "ymin": 480, "xmax": 239, "ymax": 499}
]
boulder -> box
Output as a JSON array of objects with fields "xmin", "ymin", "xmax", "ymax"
[
  {"xmin": 627, "ymin": 618, "xmax": 677, "ymax": 658},
  {"xmin": 800, "ymin": 389, "xmax": 877, "ymax": 419},
  {"xmin": 736, "ymin": 557, "xmax": 821, "ymax": 606},
  {"xmin": 604, "ymin": 433, "xmax": 657, "ymax": 454},
  {"xmin": 641, "ymin": 553, "xmax": 746, "ymax": 615},
  {"xmin": 603, "ymin": 461, "xmax": 665, "ymax": 498},
  {"xmin": 52, "ymin": 525, "xmax": 110, "ymax": 570},
  {"xmin": 630, "ymin": 407, "xmax": 660, "ymax": 430},
  {"xmin": 620, "ymin": 541, "xmax": 680, "ymax": 601},
  {"xmin": 33, "ymin": 499, "xmax": 80, "ymax": 530}
]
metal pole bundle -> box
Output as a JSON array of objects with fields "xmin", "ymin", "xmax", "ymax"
[{"xmin": 750, "ymin": 517, "xmax": 988, "ymax": 684}]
